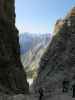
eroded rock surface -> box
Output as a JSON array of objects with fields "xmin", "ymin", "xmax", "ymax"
[
  {"xmin": 33, "ymin": 7, "xmax": 75, "ymax": 99},
  {"xmin": 0, "ymin": 0, "xmax": 29, "ymax": 94}
]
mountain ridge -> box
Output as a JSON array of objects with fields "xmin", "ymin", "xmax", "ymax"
[{"xmin": 33, "ymin": 7, "xmax": 75, "ymax": 99}]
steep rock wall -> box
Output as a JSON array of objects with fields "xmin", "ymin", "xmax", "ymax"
[
  {"xmin": 0, "ymin": 0, "xmax": 29, "ymax": 94},
  {"xmin": 34, "ymin": 7, "xmax": 75, "ymax": 98}
]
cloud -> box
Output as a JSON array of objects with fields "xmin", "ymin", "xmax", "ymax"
[{"xmin": 16, "ymin": 23, "xmax": 32, "ymax": 34}]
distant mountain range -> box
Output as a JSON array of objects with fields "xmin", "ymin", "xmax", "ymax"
[
  {"xmin": 19, "ymin": 32, "xmax": 51, "ymax": 79},
  {"xmin": 19, "ymin": 32, "xmax": 51, "ymax": 54}
]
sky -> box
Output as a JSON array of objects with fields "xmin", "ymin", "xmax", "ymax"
[{"xmin": 15, "ymin": 0, "xmax": 75, "ymax": 34}]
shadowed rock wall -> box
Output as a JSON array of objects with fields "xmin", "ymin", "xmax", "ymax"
[{"xmin": 0, "ymin": 0, "xmax": 29, "ymax": 94}]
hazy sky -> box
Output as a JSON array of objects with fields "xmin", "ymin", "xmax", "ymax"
[{"xmin": 15, "ymin": 0, "xmax": 75, "ymax": 34}]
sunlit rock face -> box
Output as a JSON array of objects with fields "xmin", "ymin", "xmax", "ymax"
[
  {"xmin": 54, "ymin": 19, "xmax": 64, "ymax": 34},
  {"xmin": 0, "ymin": 0, "xmax": 29, "ymax": 94},
  {"xmin": 33, "ymin": 7, "xmax": 75, "ymax": 98}
]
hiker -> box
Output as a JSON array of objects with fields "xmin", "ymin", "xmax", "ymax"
[
  {"xmin": 39, "ymin": 88, "xmax": 44, "ymax": 100},
  {"xmin": 62, "ymin": 80, "xmax": 69, "ymax": 92},
  {"xmin": 72, "ymin": 84, "xmax": 75, "ymax": 97}
]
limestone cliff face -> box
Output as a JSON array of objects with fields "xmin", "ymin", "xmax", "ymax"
[
  {"xmin": 0, "ymin": 0, "xmax": 29, "ymax": 94},
  {"xmin": 34, "ymin": 7, "xmax": 75, "ymax": 97}
]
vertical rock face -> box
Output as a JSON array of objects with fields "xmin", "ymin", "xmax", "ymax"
[
  {"xmin": 0, "ymin": 0, "xmax": 29, "ymax": 94},
  {"xmin": 34, "ymin": 7, "xmax": 75, "ymax": 98}
]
